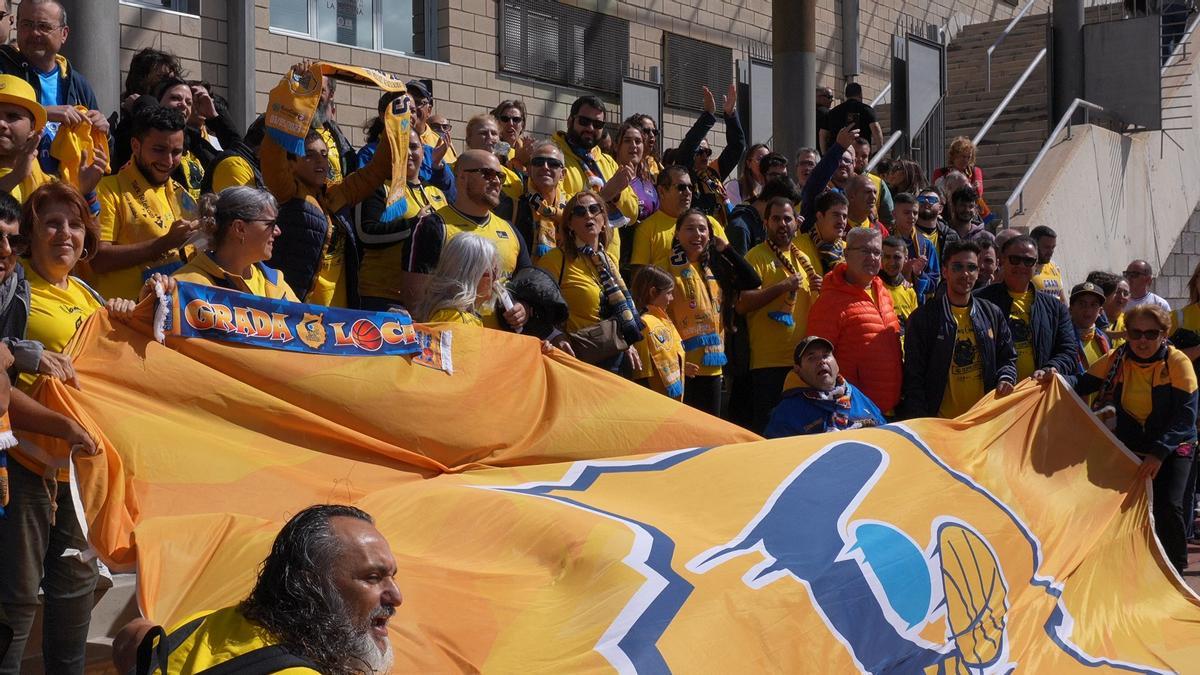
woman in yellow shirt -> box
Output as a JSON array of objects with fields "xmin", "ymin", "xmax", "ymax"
[
  {"xmin": 172, "ymin": 187, "xmax": 298, "ymax": 300},
  {"xmin": 414, "ymin": 233, "xmax": 504, "ymax": 327},
  {"xmin": 2, "ymin": 182, "xmax": 137, "ymax": 672},
  {"xmin": 537, "ymin": 191, "xmax": 643, "ymax": 371}
]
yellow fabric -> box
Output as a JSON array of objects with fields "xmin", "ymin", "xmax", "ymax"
[
  {"xmin": 1079, "ymin": 328, "xmax": 1105, "ymax": 370},
  {"xmin": 421, "ymin": 124, "xmax": 457, "ymax": 164},
  {"xmin": 307, "ymin": 238, "xmax": 347, "ymax": 307},
  {"xmin": 315, "ymin": 126, "xmax": 343, "ymax": 183},
  {"xmin": 96, "ymin": 162, "xmax": 192, "ymax": 300},
  {"xmin": 1170, "ymin": 303, "xmax": 1200, "ymax": 334},
  {"xmin": 1033, "ymin": 261, "xmax": 1067, "ymax": 303},
  {"xmin": 633, "ymin": 305, "xmax": 685, "ymax": 400},
  {"xmin": 884, "ymin": 279, "xmax": 918, "ymax": 326},
  {"xmin": 656, "ymin": 253, "xmax": 723, "ymax": 377},
  {"xmin": 939, "ymin": 305, "xmax": 985, "ymax": 418},
  {"xmin": 48, "ymin": 105, "xmax": 108, "ymax": 191},
  {"xmin": 38, "ymin": 312, "xmax": 1200, "ymax": 673},
  {"xmin": 744, "ymin": 242, "xmax": 818, "ymax": 370},
  {"xmin": 428, "ymin": 307, "xmax": 483, "ymax": 326},
  {"xmin": 210, "ymin": 155, "xmax": 258, "ymax": 193},
  {"xmin": 1111, "ymin": 312, "xmax": 1126, "ymax": 348},
  {"xmin": 535, "ymin": 248, "xmax": 604, "ymax": 333},
  {"xmin": 0, "ymin": 160, "xmax": 54, "ymax": 204},
  {"xmin": 1009, "ymin": 289, "xmax": 1036, "ymax": 380},
  {"xmin": 164, "ymin": 606, "xmax": 318, "ymax": 674},
  {"xmin": 358, "ymin": 182, "xmax": 446, "ymax": 302},
  {"xmin": 172, "ymin": 253, "xmax": 298, "ymax": 301},
  {"xmin": 630, "ymin": 210, "xmax": 726, "ymax": 268},
  {"xmin": 434, "ymin": 206, "xmax": 522, "ymax": 328}
]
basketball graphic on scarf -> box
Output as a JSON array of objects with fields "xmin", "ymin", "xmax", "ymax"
[{"xmin": 351, "ymin": 319, "xmax": 383, "ymax": 351}]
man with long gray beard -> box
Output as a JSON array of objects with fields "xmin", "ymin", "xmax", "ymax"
[{"xmin": 112, "ymin": 505, "xmax": 402, "ymax": 674}]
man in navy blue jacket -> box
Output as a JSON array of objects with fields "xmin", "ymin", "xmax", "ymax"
[{"xmin": 765, "ymin": 336, "xmax": 886, "ymax": 438}]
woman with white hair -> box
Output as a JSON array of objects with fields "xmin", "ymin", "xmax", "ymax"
[{"xmin": 415, "ymin": 233, "xmax": 509, "ymax": 325}]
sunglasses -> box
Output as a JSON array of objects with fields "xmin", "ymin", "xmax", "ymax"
[
  {"xmin": 1006, "ymin": 255, "xmax": 1037, "ymax": 268},
  {"xmin": 462, "ymin": 167, "xmax": 504, "ymax": 182},
  {"xmin": 695, "ymin": 147, "xmax": 713, "ymax": 157},
  {"xmin": 497, "ymin": 114, "xmax": 524, "ymax": 125},
  {"xmin": 917, "ymin": 195, "xmax": 940, "ymax": 205},
  {"xmin": 0, "ymin": 231, "xmax": 28, "ymax": 254},
  {"xmin": 1123, "ymin": 270, "xmax": 1148, "ymax": 278},
  {"xmin": 571, "ymin": 203, "xmax": 604, "ymax": 218},
  {"xmin": 641, "ymin": 126, "xmax": 657, "ymax": 137},
  {"xmin": 575, "ymin": 115, "xmax": 605, "ymax": 130},
  {"xmin": 430, "ymin": 122, "xmax": 452, "ymax": 133},
  {"xmin": 530, "ymin": 156, "xmax": 564, "ymax": 169},
  {"xmin": 669, "ymin": 183, "xmax": 693, "ymax": 194},
  {"xmin": 949, "ymin": 262, "xmax": 979, "ymax": 273},
  {"xmin": 1127, "ymin": 328, "xmax": 1163, "ymax": 341}
]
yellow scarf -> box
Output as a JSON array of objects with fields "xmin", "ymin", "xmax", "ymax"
[
  {"xmin": 265, "ymin": 62, "xmax": 409, "ymax": 219},
  {"xmin": 642, "ymin": 306, "xmax": 685, "ymax": 399},
  {"xmin": 669, "ymin": 246, "xmax": 725, "ymax": 367},
  {"xmin": 49, "ymin": 105, "xmax": 108, "ymax": 191},
  {"xmin": 531, "ymin": 190, "xmax": 564, "ymax": 259}
]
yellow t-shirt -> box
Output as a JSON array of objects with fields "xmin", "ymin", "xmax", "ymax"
[
  {"xmin": 656, "ymin": 254, "xmax": 724, "ymax": 377},
  {"xmin": 0, "ymin": 161, "xmax": 54, "ymax": 204},
  {"xmin": 939, "ymin": 304, "xmax": 985, "ymax": 418},
  {"xmin": 358, "ymin": 183, "xmax": 447, "ymax": 302},
  {"xmin": 743, "ymin": 242, "xmax": 817, "ymax": 370},
  {"xmin": 1078, "ymin": 327, "xmax": 1105, "ymax": 369},
  {"xmin": 306, "ymin": 237, "xmax": 347, "ymax": 307},
  {"xmin": 427, "ymin": 307, "xmax": 483, "ymax": 326},
  {"xmin": 210, "ymin": 155, "xmax": 258, "ymax": 193},
  {"xmin": 630, "ymin": 210, "xmax": 726, "ymax": 267},
  {"xmin": 883, "ymin": 279, "xmax": 918, "ymax": 327},
  {"xmin": 1032, "ymin": 261, "xmax": 1067, "ymax": 303},
  {"xmin": 427, "ymin": 206, "xmax": 522, "ymax": 328},
  {"xmin": 536, "ymin": 247, "xmax": 607, "ymax": 333},
  {"xmin": 1110, "ymin": 312, "xmax": 1126, "ymax": 348},
  {"xmin": 172, "ymin": 253, "xmax": 299, "ymax": 301},
  {"xmin": 96, "ymin": 162, "xmax": 193, "ymax": 300},
  {"xmin": 1008, "ymin": 289, "xmax": 1036, "ymax": 379},
  {"xmin": 165, "ymin": 607, "xmax": 319, "ymax": 675},
  {"xmin": 1121, "ymin": 359, "xmax": 1155, "ymax": 424},
  {"xmin": 19, "ymin": 263, "xmax": 102, "ymax": 391},
  {"xmin": 316, "ymin": 125, "xmax": 344, "ymax": 183}
]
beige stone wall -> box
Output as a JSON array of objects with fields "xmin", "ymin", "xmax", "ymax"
[{"xmin": 114, "ymin": 1, "xmax": 230, "ymax": 99}]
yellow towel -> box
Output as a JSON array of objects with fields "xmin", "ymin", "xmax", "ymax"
[{"xmin": 49, "ymin": 105, "xmax": 108, "ymax": 191}]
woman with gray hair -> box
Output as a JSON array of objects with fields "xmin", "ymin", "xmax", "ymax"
[
  {"xmin": 172, "ymin": 186, "xmax": 298, "ymax": 299},
  {"xmin": 415, "ymin": 233, "xmax": 511, "ymax": 325}
]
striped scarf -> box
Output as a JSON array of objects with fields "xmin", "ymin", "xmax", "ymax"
[
  {"xmin": 1093, "ymin": 343, "xmax": 1170, "ymax": 412},
  {"xmin": 765, "ymin": 238, "xmax": 815, "ymax": 326},
  {"xmin": 810, "ymin": 229, "xmax": 844, "ymax": 274},
  {"xmin": 642, "ymin": 306, "xmax": 685, "ymax": 399},
  {"xmin": 580, "ymin": 245, "xmax": 643, "ymax": 345},
  {"xmin": 669, "ymin": 239, "xmax": 726, "ymax": 367}
]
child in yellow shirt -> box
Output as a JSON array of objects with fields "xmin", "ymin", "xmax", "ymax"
[{"xmin": 630, "ymin": 265, "xmax": 694, "ymax": 400}]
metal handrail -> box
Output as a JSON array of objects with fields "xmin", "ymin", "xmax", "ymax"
[
  {"xmin": 871, "ymin": 83, "xmax": 892, "ymax": 108},
  {"xmin": 1004, "ymin": 98, "xmax": 1112, "ymax": 223},
  {"xmin": 986, "ymin": 0, "xmax": 1039, "ymax": 91},
  {"xmin": 1162, "ymin": 13, "xmax": 1200, "ymax": 73},
  {"xmin": 865, "ymin": 130, "xmax": 903, "ymax": 173},
  {"xmin": 973, "ymin": 47, "xmax": 1047, "ymax": 146}
]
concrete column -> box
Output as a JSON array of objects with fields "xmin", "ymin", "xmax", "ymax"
[
  {"xmin": 227, "ymin": 0, "xmax": 256, "ymax": 132},
  {"xmin": 1052, "ymin": 0, "xmax": 1084, "ymax": 121},
  {"xmin": 774, "ymin": 0, "xmax": 817, "ymax": 161},
  {"xmin": 60, "ymin": 0, "xmax": 120, "ymax": 114}
]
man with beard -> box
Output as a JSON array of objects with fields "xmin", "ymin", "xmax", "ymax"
[
  {"xmin": 408, "ymin": 79, "xmax": 457, "ymax": 171},
  {"xmin": 629, "ymin": 165, "xmax": 725, "ymax": 271},
  {"xmin": 946, "ymin": 186, "xmax": 993, "ymax": 245},
  {"xmin": 764, "ymin": 336, "xmax": 885, "ymax": 438},
  {"xmin": 1030, "ymin": 225, "xmax": 1067, "ymax": 304},
  {"xmin": 0, "ymin": 0, "xmax": 107, "ymax": 177},
  {"xmin": 914, "ymin": 186, "xmax": 958, "ymax": 265},
  {"xmin": 313, "ymin": 73, "xmax": 356, "ymax": 184},
  {"xmin": 407, "ymin": 148, "xmax": 531, "ymax": 330},
  {"xmin": 552, "ymin": 96, "xmax": 639, "ymax": 250},
  {"xmin": 111, "ymin": 505, "xmax": 401, "ymax": 675},
  {"xmin": 92, "ymin": 104, "xmax": 199, "ymax": 301}
]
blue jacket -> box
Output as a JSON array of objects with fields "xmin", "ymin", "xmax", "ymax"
[
  {"xmin": 359, "ymin": 141, "xmax": 456, "ymax": 202},
  {"xmin": 764, "ymin": 377, "xmax": 886, "ymax": 438},
  {"xmin": 0, "ymin": 45, "xmax": 99, "ymax": 175},
  {"xmin": 906, "ymin": 233, "xmax": 940, "ymax": 303},
  {"xmin": 270, "ymin": 197, "xmax": 361, "ymax": 308}
]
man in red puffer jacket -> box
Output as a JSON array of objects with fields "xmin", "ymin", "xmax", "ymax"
[{"xmin": 806, "ymin": 226, "xmax": 903, "ymax": 414}]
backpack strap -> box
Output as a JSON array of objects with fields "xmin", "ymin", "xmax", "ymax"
[
  {"xmin": 130, "ymin": 616, "xmax": 205, "ymax": 675},
  {"xmin": 198, "ymin": 644, "xmax": 319, "ymax": 675}
]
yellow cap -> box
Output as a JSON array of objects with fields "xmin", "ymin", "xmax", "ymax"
[{"xmin": 0, "ymin": 75, "xmax": 47, "ymax": 133}]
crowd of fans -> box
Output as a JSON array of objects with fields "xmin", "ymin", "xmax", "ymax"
[{"xmin": 0, "ymin": 0, "xmax": 1194, "ymax": 671}]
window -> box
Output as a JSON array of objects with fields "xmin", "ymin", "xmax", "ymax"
[
  {"xmin": 269, "ymin": 0, "xmax": 429, "ymax": 57},
  {"xmin": 663, "ymin": 33, "xmax": 732, "ymax": 112},
  {"xmin": 499, "ymin": 0, "xmax": 629, "ymax": 95},
  {"xmin": 123, "ymin": 0, "xmax": 199, "ymax": 13}
]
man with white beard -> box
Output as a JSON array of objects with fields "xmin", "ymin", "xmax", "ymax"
[{"xmin": 112, "ymin": 505, "xmax": 401, "ymax": 674}]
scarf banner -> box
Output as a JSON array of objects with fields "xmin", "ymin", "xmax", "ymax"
[
  {"xmin": 50, "ymin": 105, "xmax": 109, "ymax": 191},
  {"xmin": 162, "ymin": 281, "xmax": 424, "ymax": 359}
]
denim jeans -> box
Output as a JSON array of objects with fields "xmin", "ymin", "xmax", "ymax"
[{"xmin": 0, "ymin": 460, "xmax": 97, "ymax": 674}]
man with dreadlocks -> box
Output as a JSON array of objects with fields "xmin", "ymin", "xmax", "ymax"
[{"xmin": 112, "ymin": 504, "xmax": 402, "ymax": 674}]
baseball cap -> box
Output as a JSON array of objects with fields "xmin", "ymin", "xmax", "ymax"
[
  {"xmin": 405, "ymin": 79, "xmax": 432, "ymax": 101},
  {"xmin": 0, "ymin": 76, "xmax": 46, "ymax": 133},
  {"xmin": 1070, "ymin": 282, "xmax": 1105, "ymax": 304},
  {"xmin": 793, "ymin": 336, "xmax": 834, "ymax": 363}
]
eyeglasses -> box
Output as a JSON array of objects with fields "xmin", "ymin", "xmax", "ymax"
[
  {"xmin": 695, "ymin": 147, "xmax": 712, "ymax": 157},
  {"xmin": 949, "ymin": 262, "xmax": 979, "ymax": 273},
  {"xmin": 0, "ymin": 231, "xmax": 28, "ymax": 254},
  {"xmin": 461, "ymin": 167, "xmax": 504, "ymax": 182},
  {"xmin": 414, "ymin": 98, "xmax": 433, "ymax": 109},
  {"xmin": 17, "ymin": 19, "xmax": 62, "ymax": 33},
  {"xmin": 430, "ymin": 122, "xmax": 452, "ymax": 133},
  {"xmin": 575, "ymin": 115, "xmax": 605, "ymax": 130},
  {"xmin": 641, "ymin": 126, "xmax": 657, "ymax": 137},
  {"xmin": 1123, "ymin": 269, "xmax": 1148, "ymax": 278},
  {"xmin": 571, "ymin": 203, "xmax": 604, "ymax": 218},
  {"xmin": 529, "ymin": 156, "xmax": 564, "ymax": 169},
  {"xmin": 1006, "ymin": 255, "xmax": 1037, "ymax": 267},
  {"xmin": 497, "ymin": 114, "xmax": 524, "ymax": 125},
  {"xmin": 1127, "ymin": 328, "xmax": 1163, "ymax": 341},
  {"xmin": 917, "ymin": 195, "xmax": 940, "ymax": 205},
  {"xmin": 849, "ymin": 247, "xmax": 883, "ymax": 257},
  {"xmin": 243, "ymin": 219, "xmax": 278, "ymax": 228}
]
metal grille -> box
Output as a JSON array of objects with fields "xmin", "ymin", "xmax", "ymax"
[
  {"xmin": 663, "ymin": 33, "xmax": 733, "ymax": 111},
  {"xmin": 499, "ymin": 0, "xmax": 629, "ymax": 95}
]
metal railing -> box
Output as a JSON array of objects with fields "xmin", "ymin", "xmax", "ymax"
[
  {"xmin": 1004, "ymin": 98, "xmax": 1113, "ymax": 223},
  {"xmin": 871, "ymin": 83, "xmax": 892, "ymax": 108},
  {"xmin": 865, "ymin": 130, "xmax": 903, "ymax": 173},
  {"xmin": 987, "ymin": 0, "xmax": 1040, "ymax": 91},
  {"xmin": 973, "ymin": 47, "xmax": 1047, "ymax": 146}
]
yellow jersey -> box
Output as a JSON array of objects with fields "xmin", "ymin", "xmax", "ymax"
[
  {"xmin": 536, "ymin": 247, "xmax": 606, "ymax": 333},
  {"xmin": 172, "ymin": 252, "xmax": 298, "ymax": 301},
  {"xmin": 162, "ymin": 606, "xmax": 319, "ymax": 674},
  {"xmin": 939, "ymin": 304, "xmax": 985, "ymax": 418},
  {"xmin": 630, "ymin": 210, "xmax": 726, "ymax": 268},
  {"xmin": 209, "ymin": 155, "xmax": 259, "ymax": 193},
  {"xmin": 743, "ymin": 242, "xmax": 818, "ymax": 370},
  {"xmin": 1008, "ymin": 289, "xmax": 1036, "ymax": 379},
  {"xmin": 1032, "ymin": 261, "xmax": 1067, "ymax": 304}
]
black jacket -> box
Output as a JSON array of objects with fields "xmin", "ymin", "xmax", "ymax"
[
  {"xmin": 900, "ymin": 291, "xmax": 1017, "ymax": 418},
  {"xmin": 0, "ymin": 265, "xmax": 41, "ymax": 376},
  {"xmin": 725, "ymin": 203, "xmax": 764, "ymax": 257},
  {"xmin": 502, "ymin": 266, "xmax": 569, "ymax": 339},
  {"xmin": 916, "ymin": 218, "xmax": 960, "ymax": 263},
  {"xmin": 974, "ymin": 282, "xmax": 1078, "ymax": 376},
  {"xmin": 676, "ymin": 110, "xmax": 746, "ymax": 218},
  {"xmin": 271, "ymin": 198, "xmax": 361, "ymax": 308}
]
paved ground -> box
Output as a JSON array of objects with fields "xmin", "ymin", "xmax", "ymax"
[{"xmin": 1186, "ymin": 539, "xmax": 1200, "ymax": 595}]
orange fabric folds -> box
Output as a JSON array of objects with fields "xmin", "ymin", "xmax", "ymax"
[{"xmin": 29, "ymin": 308, "xmax": 1200, "ymax": 673}]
